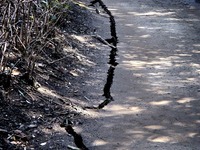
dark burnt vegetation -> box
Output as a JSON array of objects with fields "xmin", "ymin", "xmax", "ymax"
[
  {"xmin": 0, "ymin": 0, "xmax": 94, "ymax": 149},
  {"xmin": 0, "ymin": 0, "xmax": 69, "ymax": 90}
]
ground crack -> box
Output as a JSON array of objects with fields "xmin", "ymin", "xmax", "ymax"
[
  {"xmin": 60, "ymin": 122, "xmax": 89, "ymax": 150},
  {"xmin": 88, "ymin": 0, "xmax": 118, "ymax": 109}
]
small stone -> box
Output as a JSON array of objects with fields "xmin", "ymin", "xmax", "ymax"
[{"xmin": 40, "ymin": 142, "xmax": 47, "ymax": 146}]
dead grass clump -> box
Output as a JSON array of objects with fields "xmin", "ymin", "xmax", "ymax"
[{"xmin": 0, "ymin": 0, "xmax": 69, "ymax": 90}]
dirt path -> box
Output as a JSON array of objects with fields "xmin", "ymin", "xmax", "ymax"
[{"xmin": 81, "ymin": 0, "xmax": 200, "ymax": 150}]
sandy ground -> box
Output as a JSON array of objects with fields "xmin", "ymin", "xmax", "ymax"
[{"xmin": 81, "ymin": 0, "xmax": 200, "ymax": 150}]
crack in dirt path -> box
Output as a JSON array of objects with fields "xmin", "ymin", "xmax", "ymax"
[{"xmin": 85, "ymin": 0, "xmax": 119, "ymax": 109}]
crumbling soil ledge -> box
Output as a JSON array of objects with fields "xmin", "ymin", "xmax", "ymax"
[{"xmin": 0, "ymin": 0, "xmax": 108, "ymax": 149}]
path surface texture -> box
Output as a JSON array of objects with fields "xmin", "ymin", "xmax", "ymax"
[{"xmin": 84, "ymin": 0, "xmax": 200, "ymax": 150}]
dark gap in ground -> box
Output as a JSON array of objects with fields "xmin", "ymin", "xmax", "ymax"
[{"xmin": 86, "ymin": 0, "xmax": 118, "ymax": 109}]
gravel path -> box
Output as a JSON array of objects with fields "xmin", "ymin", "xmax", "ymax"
[{"xmin": 82, "ymin": 0, "xmax": 200, "ymax": 149}]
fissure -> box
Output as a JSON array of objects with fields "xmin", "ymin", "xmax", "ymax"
[{"xmin": 89, "ymin": 0, "xmax": 118, "ymax": 109}]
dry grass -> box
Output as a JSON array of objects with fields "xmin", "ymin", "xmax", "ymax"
[{"xmin": 0, "ymin": 0, "xmax": 69, "ymax": 89}]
